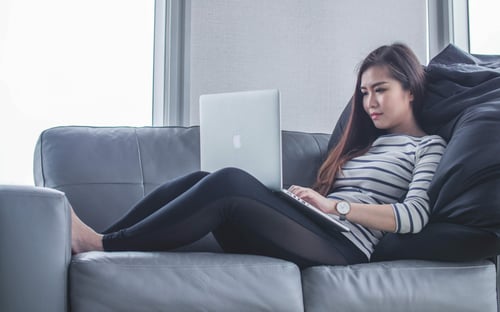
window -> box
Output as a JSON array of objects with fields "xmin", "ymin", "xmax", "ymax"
[
  {"xmin": 427, "ymin": 0, "xmax": 500, "ymax": 59},
  {"xmin": 468, "ymin": 0, "xmax": 500, "ymax": 54},
  {"xmin": 0, "ymin": 0, "xmax": 154, "ymax": 185}
]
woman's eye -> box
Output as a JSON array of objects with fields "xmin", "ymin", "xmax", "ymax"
[
  {"xmin": 375, "ymin": 88, "xmax": 386, "ymax": 93},
  {"xmin": 361, "ymin": 91, "xmax": 368, "ymax": 97}
]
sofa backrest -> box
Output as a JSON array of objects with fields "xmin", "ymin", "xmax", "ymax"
[{"xmin": 34, "ymin": 126, "xmax": 329, "ymax": 231}]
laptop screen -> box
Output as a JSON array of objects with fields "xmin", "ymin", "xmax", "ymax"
[{"xmin": 199, "ymin": 89, "xmax": 282, "ymax": 190}]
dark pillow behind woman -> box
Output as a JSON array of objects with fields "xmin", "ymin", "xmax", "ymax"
[
  {"xmin": 329, "ymin": 44, "xmax": 500, "ymax": 262},
  {"xmin": 423, "ymin": 45, "xmax": 500, "ymax": 234}
]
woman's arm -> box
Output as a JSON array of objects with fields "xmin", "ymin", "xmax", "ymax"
[
  {"xmin": 389, "ymin": 136, "xmax": 446, "ymax": 233},
  {"xmin": 289, "ymin": 186, "xmax": 397, "ymax": 232},
  {"xmin": 291, "ymin": 135, "xmax": 447, "ymax": 234}
]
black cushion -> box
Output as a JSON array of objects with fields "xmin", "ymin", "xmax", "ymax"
[
  {"xmin": 422, "ymin": 45, "xmax": 500, "ymax": 236},
  {"xmin": 371, "ymin": 222, "xmax": 500, "ymax": 262}
]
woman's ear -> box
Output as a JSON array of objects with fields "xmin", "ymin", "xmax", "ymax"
[{"xmin": 408, "ymin": 90, "xmax": 414, "ymax": 103}]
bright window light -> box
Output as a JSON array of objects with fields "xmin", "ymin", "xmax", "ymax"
[
  {"xmin": 0, "ymin": 0, "xmax": 154, "ymax": 185},
  {"xmin": 468, "ymin": 0, "xmax": 500, "ymax": 54}
]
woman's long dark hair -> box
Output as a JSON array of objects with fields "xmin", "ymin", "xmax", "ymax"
[{"xmin": 313, "ymin": 43, "xmax": 426, "ymax": 196}]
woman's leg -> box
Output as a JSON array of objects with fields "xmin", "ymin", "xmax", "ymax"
[
  {"xmin": 101, "ymin": 167, "xmax": 367, "ymax": 267},
  {"xmin": 72, "ymin": 171, "xmax": 209, "ymax": 254},
  {"xmin": 71, "ymin": 207, "xmax": 104, "ymax": 254},
  {"xmin": 103, "ymin": 171, "xmax": 210, "ymax": 234}
]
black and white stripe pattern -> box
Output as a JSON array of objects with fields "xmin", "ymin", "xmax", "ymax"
[{"xmin": 327, "ymin": 134, "xmax": 447, "ymax": 259}]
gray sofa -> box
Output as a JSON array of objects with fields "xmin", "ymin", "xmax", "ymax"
[{"xmin": 0, "ymin": 125, "xmax": 498, "ymax": 312}]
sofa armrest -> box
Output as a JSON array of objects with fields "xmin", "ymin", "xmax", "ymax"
[{"xmin": 0, "ymin": 185, "xmax": 70, "ymax": 312}]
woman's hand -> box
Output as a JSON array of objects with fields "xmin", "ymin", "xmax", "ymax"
[{"xmin": 288, "ymin": 185, "xmax": 337, "ymax": 214}]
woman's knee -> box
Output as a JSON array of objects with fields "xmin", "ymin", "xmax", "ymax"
[
  {"xmin": 212, "ymin": 167, "xmax": 253, "ymax": 181},
  {"xmin": 208, "ymin": 167, "xmax": 261, "ymax": 193},
  {"xmin": 193, "ymin": 170, "xmax": 210, "ymax": 180}
]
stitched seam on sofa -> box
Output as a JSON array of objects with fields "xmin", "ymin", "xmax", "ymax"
[
  {"xmin": 70, "ymin": 262, "xmax": 298, "ymax": 269},
  {"xmin": 49, "ymin": 182, "xmax": 146, "ymax": 189},
  {"xmin": 71, "ymin": 255, "xmax": 298, "ymax": 269},
  {"xmin": 1, "ymin": 191, "xmax": 66, "ymax": 200},
  {"xmin": 309, "ymin": 265, "xmax": 494, "ymax": 272},
  {"xmin": 134, "ymin": 128, "xmax": 146, "ymax": 197},
  {"xmin": 311, "ymin": 134, "xmax": 324, "ymax": 158},
  {"xmin": 62, "ymin": 198, "xmax": 72, "ymax": 277}
]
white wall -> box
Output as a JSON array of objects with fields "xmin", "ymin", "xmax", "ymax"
[{"xmin": 187, "ymin": 0, "xmax": 428, "ymax": 133}]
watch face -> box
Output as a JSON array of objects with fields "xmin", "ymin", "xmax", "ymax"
[{"xmin": 337, "ymin": 201, "xmax": 350, "ymax": 214}]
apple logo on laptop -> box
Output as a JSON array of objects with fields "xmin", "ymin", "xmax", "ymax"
[{"xmin": 233, "ymin": 134, "xmax": 242, "ymax": 149}]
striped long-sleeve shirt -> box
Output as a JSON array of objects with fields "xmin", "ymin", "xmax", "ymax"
[{"xmin": 327, "ymin": 134, "xmax": 447, "ymax": 259}]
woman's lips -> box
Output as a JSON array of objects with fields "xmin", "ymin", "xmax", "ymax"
[{"xmin": 370, "ymin": 112, "xmax": 382, "ymax": 120}]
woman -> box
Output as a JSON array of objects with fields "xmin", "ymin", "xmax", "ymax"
[{"xmin": 72, "ymin": 43, "xmax": 447, "ymax": 267}]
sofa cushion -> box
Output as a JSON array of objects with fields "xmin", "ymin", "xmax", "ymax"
[
  {"xmin": 302, "ymin": 260, "xmax": 497, "ymax": 312},
  {"xmin": 371, "ymin": 222, "xmax": 500, "ymax": 262},
  {"xmin": 282, "ymin": 131, "xmax": 330, "ymax": 188},
  {"xmin": 70, "ymin": 251, "xmax": 303, "ymax": 312},
  {"xmin": 34, "ymin": 126, "xmax": 202, "ymax": 232}
]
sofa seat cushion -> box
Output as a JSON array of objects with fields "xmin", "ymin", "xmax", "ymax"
[
  {"xmin": 70, "ymin": 251, "xmax": 303, "ymax": 312},
  {"xmin": 301, "ymin": 260, "xmax": 497, "ymax": 312}
]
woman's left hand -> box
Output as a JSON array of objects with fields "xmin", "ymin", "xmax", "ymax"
[{"xmin": 288, "ymin": 185, "xmax": 336, "ymax": 214}]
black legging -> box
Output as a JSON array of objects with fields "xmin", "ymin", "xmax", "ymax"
[{"xmin": 102, "ymin": 167, "xmax": 367, "ymax": 267}]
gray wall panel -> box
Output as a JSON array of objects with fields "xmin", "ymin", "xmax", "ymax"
[{"xmin": 188, "ymin": 0, "xmax": 427, "ymax": 133}]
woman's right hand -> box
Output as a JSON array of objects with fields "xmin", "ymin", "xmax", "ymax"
[{"xmin": 288, "ymin": 185, "xmax": 337, "ymax": 214}]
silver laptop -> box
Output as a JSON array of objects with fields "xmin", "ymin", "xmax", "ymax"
[
  {"xmin": 199, "ymin": 89, "xmax": 350, "ymax": 232},
  {"xmin": 200, "ymin": 89, "xmax": 282, "ymax": 190}
]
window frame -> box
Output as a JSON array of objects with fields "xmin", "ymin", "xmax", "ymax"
[
  {"xmin": 153, "ymin": 0, "xmax": 191, "ymax": 126},
  {"xmin": 427, "ymin": 0, "xmax": 470, "ymax": 60}
]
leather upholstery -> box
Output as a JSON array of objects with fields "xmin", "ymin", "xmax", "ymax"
[
  {"xmin": 34, "ymin": 126, "xmax": 202, "ymax": 232},
  {"xmin": 302, "ymin": 260, "xmax": 497, "ymax": 312},
  {"xmin": 70, "ymin": 251, "xmax": 303, "ymax": 312},
  {"xmin": 0, "ymin": 185, "xmax": 71, "ymax": 312}
]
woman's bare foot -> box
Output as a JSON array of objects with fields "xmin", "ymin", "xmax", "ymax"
[{"xmin": 71, "ymin": 207, "xmax": 104, "ymax": 254}]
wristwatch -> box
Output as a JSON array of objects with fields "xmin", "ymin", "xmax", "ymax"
[{"xmin": 335, "ymin": 201, "xmax": 351, "ymax": 221}]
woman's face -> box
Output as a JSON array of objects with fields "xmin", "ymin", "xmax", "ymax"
[{"xmin": 360, "ymin": 65, "xmax": 416, "ymax": 135}]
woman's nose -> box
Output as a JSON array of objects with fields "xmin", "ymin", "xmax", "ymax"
[{"xmin": 366, "ymin": 93, "xmax": 377, "ymax": 108}]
